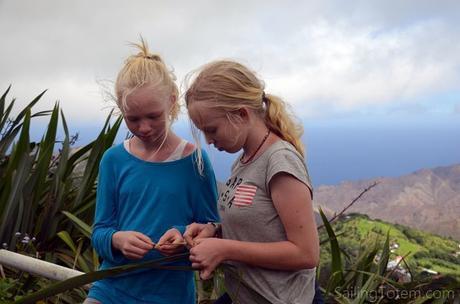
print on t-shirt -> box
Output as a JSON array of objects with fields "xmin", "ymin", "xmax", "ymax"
[
  {"xmin": 233, "ymin": 184, "xmax": 257, "ymax": 207},
  {"xmin": 219, "ymin": 176, "xmax": 257, "ymax": 209}
]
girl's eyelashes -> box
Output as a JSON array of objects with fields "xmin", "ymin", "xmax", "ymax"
[
  {"xmin": 125, "ymin": 113, "xmax": 163, "ymax": 122},
  {"xmin": 126, "ymin": 117, "xmax": 139, "ymax": 122},
  {"xmin": 147, "ymin": 114, "xmax": 161, "ymax": 120},
  {"xmin": 203, "ymin": 127, "xmax": 216, "ymax": 134}
]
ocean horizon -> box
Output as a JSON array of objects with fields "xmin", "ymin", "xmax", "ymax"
[{"xmin": 28, "ymin": 118, "xmax": 460, "ymax": 187}]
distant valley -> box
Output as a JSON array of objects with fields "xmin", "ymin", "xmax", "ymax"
[
  {"xmin": 318, "ymin": 213, "xmax": 460, "ymax": 280},
  {"xmin": 313, "ymin": 163, "xmax": 460, "ymax": 241}
]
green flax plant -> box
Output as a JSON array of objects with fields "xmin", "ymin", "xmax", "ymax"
[
  {"xmin": 0, "ymin": 86, "xmax": 121, "ymax": 272},
  {"xmin": 318, "ymin": 208, "xmax": 459, "ymax": 303}
]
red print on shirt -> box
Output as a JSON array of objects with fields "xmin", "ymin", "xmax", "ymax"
[{"xmin": 233, "ymin": 184, "xmax": 257, "ymax": 207}]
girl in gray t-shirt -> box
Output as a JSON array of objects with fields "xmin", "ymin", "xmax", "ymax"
[{"xmin": 184, "ymin": 60, "xmax": 320, "ymax": 304}]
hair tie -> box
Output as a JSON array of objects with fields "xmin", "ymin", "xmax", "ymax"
[
  {"xmin": 143, "ymin": 54, "xmax": 161, "ymax": 61},
  {"xmin": 262, "ymin": 91, "xmax": 267, "ymax": 103}
]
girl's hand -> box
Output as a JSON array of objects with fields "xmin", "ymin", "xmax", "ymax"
[
  {"xmin": 183, "ymin": 223, "xmax": 217, "ymax": 248},
  {"xmin": 189, "ymin": 238, "xmax": 226, "ymax": 280},
  {"xmin": 112, "ymin": 231, "xmax": 154, "ymax": 260},
  {"xmin": 155, "ymin": 228, "xmax": 186, "ymax": 256}
]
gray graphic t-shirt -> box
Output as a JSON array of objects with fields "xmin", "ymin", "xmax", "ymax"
[{"xmin": 219, "ymin": 140, "xmax": 316, "ymax": 304}]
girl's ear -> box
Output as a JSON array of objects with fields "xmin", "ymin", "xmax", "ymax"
[
  {"xmin": 236, "ymin": 107, "xmax": 249, "ymax": 121},
  {"xmin": 169, "ymin": 94, "xmax": 177, "ymax": 106},
  {"xmin": 228, "ymin": 107, "xmax": 249, "ymax": 124}
]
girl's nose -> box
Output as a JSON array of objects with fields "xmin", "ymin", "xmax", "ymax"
[
  {"xmin": 138, "ymin": 121, "xmax": 152, "ymax": 133},
  {"xmin": 205, "ymin": 135, "xmax": 214, "ymax": 145}
]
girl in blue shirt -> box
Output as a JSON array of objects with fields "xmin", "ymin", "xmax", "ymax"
[{"xmin": 85, "ymin": 38, "xmax": 219, "ymax": 304}]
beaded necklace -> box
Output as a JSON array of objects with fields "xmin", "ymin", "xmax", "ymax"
[{"xmin": 240, "ymin": 129, "xmax": 271, "ymax": 164}]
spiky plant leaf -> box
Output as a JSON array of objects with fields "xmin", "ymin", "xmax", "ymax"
[
  {"xmin": 319, "ymin": 207, "xmax": 343, "ymax": 294},
  {"xmin": 0, "ymin": 110, "xmax": 32, "ymax": 244},
  {"xmin": 378, "ymin": 230, "xmax": 391, "ymax": 277},
  {"xmin": 14, "ymin": 253, "xmax": 192, "ymax": 304},
  {"xmin": 0, "ymin": 85, "xmax": 11, "ymax": 117},
  {"xmin": 22, "ymin": 104, "xmax": 60, "ymax": 237},
  {"xmin": 61, "ymin": 211, "xmax": 92, "ymax": 239},
  {"xmin": 57, "ymin": 231, "xmax": 77, "ymax": 253},
  {"xmin": 11, "ymin": 90, "xmax": 47, "ymax": 128}
]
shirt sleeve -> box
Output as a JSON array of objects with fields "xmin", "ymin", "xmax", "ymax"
[
  {"xmin": 91, "ymin": 151, "xmax": 125, "ymax": 264},
  {"xmin": 191, "ymin": 149, "xmax": 219, "ymax": 224},
  {"xmin": 172, "ymin": 149, "xmax": 219, "ymax": 234},
  {"xmin": 266, "ymin": 148, "xmax": 313, "ymax": 199}
]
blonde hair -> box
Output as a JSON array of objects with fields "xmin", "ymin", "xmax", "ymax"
[
  {"xmin": 185, "ymin": 60, "xmax": 305, "ymax": 156},
  {"xmin": 115, "ymin": 37, "xmax": 180, "ymax": 121}
]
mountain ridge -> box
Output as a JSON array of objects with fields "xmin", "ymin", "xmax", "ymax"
[{"xmin": 313, "ymin": 163, "xmax": 460, "ymax": 240}]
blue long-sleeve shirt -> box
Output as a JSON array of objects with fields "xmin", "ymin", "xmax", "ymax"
[{"xmin": 89, "ymin": 144, "xmax": 218, "ymax": 303}]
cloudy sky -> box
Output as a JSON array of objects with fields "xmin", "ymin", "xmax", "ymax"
[{"xmin": 1, "ymin": 0, "xmax": 459, "ymax": 184}]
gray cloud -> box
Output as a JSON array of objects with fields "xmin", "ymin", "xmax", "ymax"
[{"xmin": 1, "ymin": 0, "xmax": 459, "ymax": 122}]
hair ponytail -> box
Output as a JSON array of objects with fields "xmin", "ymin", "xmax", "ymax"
[{"xmin": 263, "ymin": 94, "xmax": 304, "ymax": 156}]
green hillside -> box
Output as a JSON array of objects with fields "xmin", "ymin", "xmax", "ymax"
[{"xmin": 319, "ymin": 213, "xmax": 460, "ymax": 279}]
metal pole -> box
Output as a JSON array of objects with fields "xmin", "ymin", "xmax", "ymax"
[{"xmin": 0, "ymin": 249, "xmax": 84, "ymax": 281}]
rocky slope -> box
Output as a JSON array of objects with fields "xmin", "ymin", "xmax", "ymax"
[{"xmin": 313, "ymin": 164, "xmax": 460, "ymax": 240}]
